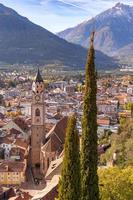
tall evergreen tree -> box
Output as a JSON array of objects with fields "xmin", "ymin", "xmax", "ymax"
[
  {"xmin": 81, "ymin": 32, "xmax": 99, "ymax": 200},
  {"xmin": 58, "ymin": 113, "xmax": 80, "ymax": 200}
]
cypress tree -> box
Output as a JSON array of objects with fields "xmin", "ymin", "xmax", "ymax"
[
  {"xmin": 58, "ymin": 113, "xmax": 80, "ymax": 200},
  {"xmin": 81, "ymin": 32, "xmax": 99, "ymax": 200}
]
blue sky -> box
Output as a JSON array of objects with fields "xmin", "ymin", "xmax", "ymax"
[{"xmin": 0, "ymin": 0, "xmax": 133, "ymax": 33}]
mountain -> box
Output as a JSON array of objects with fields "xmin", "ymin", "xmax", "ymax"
[
  {"xmin": 115, "ymin": 43, "xmax": 133, "ymax": 66},
  {"xmin": 117, "ymin": 43, "xmax": 133, "ymax": 55},
  {"xmin": 58, "ymin": 3, "xmax": 133, "ymax": 56},
  {"xmin": 0, "ymin": 3, "xmax": 85, "ymax": 68},
  {"xmin": 0, "ymin": 3, "xmax": 117, "ymax": 70}
]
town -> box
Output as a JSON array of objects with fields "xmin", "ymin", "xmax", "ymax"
[{"xmin": 0, "ymin": 66, "xmax": 132, "ymax": 199}]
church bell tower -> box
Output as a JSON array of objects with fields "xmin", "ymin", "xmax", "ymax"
[{"xmin": 31, "ymin": 69, "xmax": 45, "ymax": 167}]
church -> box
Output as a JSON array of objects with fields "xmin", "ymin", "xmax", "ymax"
[
  {"xmin": 31, "ymin": 69, "xmax": 68, "ymax": 177},
  {"xmin": 30, "ymin": 69, "xmax": 110, "ymax": 200},
  {"xmin": 31, "ymin": 68, "xmax": 45, "ymax": 168}
]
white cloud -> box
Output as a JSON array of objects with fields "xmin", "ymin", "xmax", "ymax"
[
  {"xmin": 0, "ymin": 0, "xmax": 133, "ymax": 32},
  {"xmin": 57, "ymin": 0, "xmax": 89, "ymax": 11}
]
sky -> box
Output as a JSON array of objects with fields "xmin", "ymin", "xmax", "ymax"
[{"xmin": 0, "ymin": 0, "xmax": 133, "ymax": 33}]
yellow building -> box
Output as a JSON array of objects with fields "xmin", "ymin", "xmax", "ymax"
[{"xmin": 0, "ymin": 160, "xmax": 26, "ymax": 185}]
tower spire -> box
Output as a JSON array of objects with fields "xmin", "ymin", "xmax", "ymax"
[
  {"xmin": 35, "ymin": 68, "xmax": 43, "ymax": 83},
  {"xmin": 31, "ymin": 67, "xmax": 45, "ymax": 169}
]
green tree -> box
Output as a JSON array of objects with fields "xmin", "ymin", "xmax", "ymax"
[
  {"xmin": 99, "ymin": 167, "xmax": 133, "ymax": 200},
  {"xmin": 101, "ymin": 118, "xmax": 133, "ymax": 167},
  {"xmin": 124, "ymin": 102, "xmax": 133, "ymax": 117},
  {"xmin": 81, "ymin": 32, "xmax": 99, "ymax": 200},
  {"xmin": 58, "ymin": 114, "xmax": 80, "ymax": 200}
]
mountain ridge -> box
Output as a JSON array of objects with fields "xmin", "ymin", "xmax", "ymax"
[
  {"xmin": 0, "ymin": 3, "xmax": 117, "ymax": 70},
  {"xmin": 58, "ymin": 3, "xmax": 133, "ymax": 57}
]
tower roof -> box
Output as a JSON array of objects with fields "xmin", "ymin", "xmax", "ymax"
[{"xmin": 35, "ymin": 68, "xmax": 43, "ymax": 83}]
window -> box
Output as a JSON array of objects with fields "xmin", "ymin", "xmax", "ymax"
[
  {"xmin": 35, "ymin": 108, "xmax": 40, "ymax": 116},
  {"xmin": 36, "ymin": 119, "xmax": 40, "ymax": 123}
]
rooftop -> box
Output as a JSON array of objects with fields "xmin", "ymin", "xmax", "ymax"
[{"xmin": 35, "ymin": 68, "xmax": 43, "ymax": 83}]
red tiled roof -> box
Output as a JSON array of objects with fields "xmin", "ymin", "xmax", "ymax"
[
  {"xmin": 14, "ymin": 139, "xmax": 28, "ymax": 150},
  {"xmin": 10, "ymin": 128, "xmax": 21, "ymax": 135},
  {"xmin": 97, "ymin": 118, "xmax": 110, "ymax": 126},
  {"xmin": 46, "ymin": 117, "xmax": 68, "ymax": 143},
  {"xmin": 0, "ymin": 137, "xmax": 13, "ymax": 145},
  {"xmin": 0, "ymin": 161, "xmax": 26, "ymax": 172},
  {"xmin": 43, "ymin": 117, "xmax": 68, "ymax": 155},
  {"xmin": 11, "ymin": 192, "xmax": 32, "ymax": 200},
  {"xmin": 14, "ymin": 117, "xmax": 29, "ymax": 131},
  {"xmin": 42, "ymin": 135, "xmax": 62, "ymax": 153}
]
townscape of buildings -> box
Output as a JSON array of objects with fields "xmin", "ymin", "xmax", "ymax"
[{"xmin": 0, "ymin": 69, "xmax": 133, "ymax": 199}]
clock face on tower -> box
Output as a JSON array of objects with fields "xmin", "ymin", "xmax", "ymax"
[{"xmin": 35, "ymin": 95, "xmax": 40, "ymax": 102}]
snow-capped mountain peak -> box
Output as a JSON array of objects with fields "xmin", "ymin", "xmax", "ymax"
[
  {"xmin": 96, "ymin": 3, "xmax": 133, "ymax": 20},
  {"xmin": 58, "ymin": 3, "xmax": 133, "ymax": 56}
]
